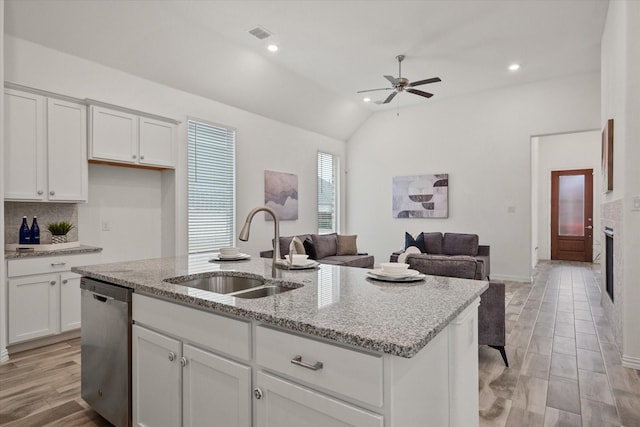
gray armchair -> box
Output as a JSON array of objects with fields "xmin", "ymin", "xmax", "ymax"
[{"xmin": 405, "ymin": 253, "xmax": 508, "ymax": 367}]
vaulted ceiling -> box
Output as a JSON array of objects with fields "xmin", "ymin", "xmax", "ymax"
[{"xmin": 4, "ymin": 0, "xmax": 609, "ymax": 141}]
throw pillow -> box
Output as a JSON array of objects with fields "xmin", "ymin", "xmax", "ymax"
[
  {"xmin": 336, "ymin": 234, "xmax": 358, "ymax": 255},
  {"xmin": 311, "ymin": 233, "xmax": 338, "ymax": 259},
  {"xmin": 303, "ymin": 239, "xmax": 317, "ymax": 260},
  {"xmin": 404, "ymin": 232, "xmax": 426, "ymax": 253}
]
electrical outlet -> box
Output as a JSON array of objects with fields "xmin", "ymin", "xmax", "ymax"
[
  {"xmin": 102, "ymin": 221, "xmax": 111, "ymax": 231},
  {"xmin": 633, "ymin": 195, "xmax": 640, "ymax": 212}
]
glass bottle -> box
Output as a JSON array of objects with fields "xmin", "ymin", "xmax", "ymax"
[
  {"xmin": 19, "ymin": 216, "xmax": 31, "ymax": 244},
  {"xmin": 31, "ymin": 216, "xmax": 40, "ymax": 245}
]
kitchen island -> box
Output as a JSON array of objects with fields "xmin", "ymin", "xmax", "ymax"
[{"xmin": 73, "ymin": 255, "xmax": 488, "ymax": 427}]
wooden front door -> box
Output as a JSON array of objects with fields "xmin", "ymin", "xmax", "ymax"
[{"xmin": 551, "ymin": 169, "xmax": 593, "ymax": 262}]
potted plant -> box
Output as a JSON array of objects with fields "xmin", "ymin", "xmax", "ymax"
[{"xmin": 47, "ymin": 221, "xmax": 75, "ymax": 244}]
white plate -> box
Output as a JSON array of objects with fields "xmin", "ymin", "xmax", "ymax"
[
  {"xmin": 367, "ymin": 272, "xmax": 426, "ymax": 282},
  {"xmin": 286, "ymin": 261, "xmax": 319, "ymax": 270},
  {"xmin": 372, "ymin": 268, "xmax": 420, "ymax": 278},
  {"xmin": 210, "ymin": 253, "xmax": 251, "ymax": 261}
]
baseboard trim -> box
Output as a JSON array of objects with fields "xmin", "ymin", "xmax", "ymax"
[
  {"xmin": 490, "ymin": 274, "xmax": 531, "ymax": 283},
  {"xmin": 622, "ymin": 354, "xmax": 640, "ymax": 370},
  {"xmin": 0, "ymin": 348, "xmax": 9, "ymax": 364},
  {"xmin": 7, "ymin": 330, "xmax": 80, "ymax": 355}
]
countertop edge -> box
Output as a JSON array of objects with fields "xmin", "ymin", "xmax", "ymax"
[{"xmin": 6, "ymin": 245, "xmax": 103, "ymax": 259}]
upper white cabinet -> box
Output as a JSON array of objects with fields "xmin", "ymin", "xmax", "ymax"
[
  {"xmin": 4, "ymin": 88, "xmax": 87, "ymax": 202},
  {"xmin": 89, "ymin": 104, "xmax": 176, "ymax": 169}
]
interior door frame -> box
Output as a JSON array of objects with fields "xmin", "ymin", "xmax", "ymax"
[{"xmin": 550, "ymin": 168, "xmax": 594, "ymax": 262}]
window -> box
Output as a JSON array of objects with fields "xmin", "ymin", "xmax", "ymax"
[
  {"xmin": 188, "ymin": 120, "xmax": 236, "ymax": 254},
  {"xmin": 317, "ymin": 151, "xmax": 338, "ymax": 234}
]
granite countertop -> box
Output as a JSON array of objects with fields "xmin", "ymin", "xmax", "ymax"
[
  {"xmin": 72, "ymin": 255, "xmax": 488, "ymax": 358},
  {"xmin": 5, "ymin": 244, "xmax": 103, "ymax": 259}
]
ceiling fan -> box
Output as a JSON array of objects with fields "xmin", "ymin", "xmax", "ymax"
[{"xmin": 357, "ymin": 55, "xmax": 441, "ymax": 104}]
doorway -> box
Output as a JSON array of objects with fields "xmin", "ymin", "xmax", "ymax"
[{"xmin": 551, "ymin": 169, "xmax": 593, "ymax": 261}]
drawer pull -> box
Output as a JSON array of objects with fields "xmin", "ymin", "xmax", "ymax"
[
  {"xmin": 291, "ymin": 355, "xmax": 323, "ymax": 371},
  {"xmin": 51, "ymin": 262, "xmax": 67, "ymax": 267}
]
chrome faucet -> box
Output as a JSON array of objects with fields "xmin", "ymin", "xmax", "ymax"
[{"xmin": 239, "ymin": 205, "xmax": 280, "ymax": 278}]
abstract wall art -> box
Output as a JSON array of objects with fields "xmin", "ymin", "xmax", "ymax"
[
  {"xmin": 264, "ymin": 170, "xmax": 298, "ymax": 221},
  {"xmin": 392, "ymin": 174, "xmax": 449, "ymax": 218}
]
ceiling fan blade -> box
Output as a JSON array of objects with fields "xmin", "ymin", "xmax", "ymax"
[
  {"xmin": 381, "ymin": 91, "xmax": 398, "ymax": 104},
  {"xmin": 407, "ymin": 88, "xmax": 433, "ymax": 98},
  {"xmin": 384, "ymin": 75, "xmax": 397, "ymax": 85},
  {"xmin": 409, "ymin": 77, "xmax": 442, "ymax": 87},
  {"xmin": 356, "ymin": 87, "xmax": 394, "ymax": 93}
]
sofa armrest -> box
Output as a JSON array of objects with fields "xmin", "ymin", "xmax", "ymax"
[
  {"xmin": 476, "ymin": 245, "xmax": 490, "ymax": 278},
  {"xmin": 478, "ymin": 245, "xmax": 490, "ymax": 256},
  {"xmin": 478, "ymin": 281, "xmax": 505, "ymax": 347},
  {"xmin": 260, "ymin": 250, "xmax": 274, "ymax": 259}
]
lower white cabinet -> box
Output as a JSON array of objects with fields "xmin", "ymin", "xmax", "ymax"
[
  {"xmin": 132, "ymin": 324, "xmax": 251, "ymax": 427},
  {"xmin": 7, "ymin": 253, "xmax": 100, "ymax": 345},
  {"xmin": 254, "ymin": 371, "xmax": 383, "ymax": 427}
]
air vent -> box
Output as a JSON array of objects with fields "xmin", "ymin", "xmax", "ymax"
[{"xmin": 248, "ymin": 26, "xmax": 272, "ymax": 40}]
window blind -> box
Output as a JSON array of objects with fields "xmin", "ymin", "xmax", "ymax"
[
  {"xmin": 317, "ymin": 151, "xmax": 338, "ymax": 234},
  {"xmin": 188, "ymin": 120, "xmax": 236, "ymax": 254}
]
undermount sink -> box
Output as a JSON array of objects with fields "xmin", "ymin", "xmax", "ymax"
[{"xmin": 164, "ymin": 273, "xmax": 301, "ymax": 299}]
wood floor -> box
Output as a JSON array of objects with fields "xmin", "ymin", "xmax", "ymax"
[
  {"xmin": 1, "ymin": 261, "xmax": 639, "ymax": 426},
  {"xmin": 479, "ymin": 261, "xmax": 640, "ymax": 427}
]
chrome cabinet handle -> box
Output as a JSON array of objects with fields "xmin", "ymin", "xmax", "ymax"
[
  {"xmin": 168, "ymin": 352, "xmax": 176, "ymax": 362},
  {"xmin": 291, "ymin": 355, "xmax": 323, "ymax": 371},
  {"xmin": 51, "ymin": 262, "xmax": 66, "ymax": 267},
  {"xmin": 37, "ymin": 190, "xmax": 44, "ymax": 195},
  {"xmin": 179, "ymin": 357, "xmax": 187, "ymax": 367},
  {"xmin": 62, "ymin": 279, "xmax": 68, "ymax": 284},
  {"xmin": 253, "ymin": 388, "xmax": 263, "ymax": 399},
  {"xmin": 132, "ymin": 154, "xmax": 137, "ymax": 159},
  {"xmin": 50, "ymin": 281, "xmax": 56, "ymax": 286},
  {"xmin": 49, "ymin": 190, "xmax": 55, "ymax": 196},
  {"xmin": 140, "ymin": 155, "xmax": 145, "ymax": 160}
]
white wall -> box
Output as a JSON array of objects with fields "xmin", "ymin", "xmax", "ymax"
[
  {"xmin": 347, "ymin": 73, "xmax": 600, "ymax": 281},
  {"xmin": 535, "ymin": 131, "xmax": 601, "ymax": 261},
  {"xmin": 601, "ymin": 0, "xmax": 640, "ymax": 368},
  {"xmin": 4, "ymin": 36, "xmax": 347, "ymax": 262}
]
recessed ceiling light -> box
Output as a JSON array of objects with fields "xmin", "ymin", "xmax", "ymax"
[
  {"xmin": 363, "ymin": 97, "xmax": 371, "ymax": 102},
  {"xmin": 508, "ymin": 63, "xmax": 520, "ymax": 71},
  {"xmin": 267, "ymin": 44, "xmax": 279, "ymax": 52}
]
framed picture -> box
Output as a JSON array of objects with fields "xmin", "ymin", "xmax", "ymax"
[
  {"xmin": 602, "ymin": 119, "xmax": 614, "ymax": 193},
  {"xmin": 392, "ymin": 174, "xmax": 449, "ymax": 218},
  {"xmin": 264, "ymin": 170, "xmax": 298, "ymax": 220}
]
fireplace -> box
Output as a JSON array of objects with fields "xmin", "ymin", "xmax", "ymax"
[{"xmin": 604, "ymin": 227, "xmax": 614, "ymax": 302}]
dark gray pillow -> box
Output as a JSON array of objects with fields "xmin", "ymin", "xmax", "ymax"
[
  {"xmin": 405, "ymin": 232, "xmax": 426, "ymax": 253},
  {"xmin": 422, "ymin": 232, "xmax": 443, "ymax": 254},
  {"xmin": 442, "ymin": 233, "xmax": 479, "ymax": 256},
  {"xmin": 311, "ymin": 233, "xmax": 338, "ymax": 259}
]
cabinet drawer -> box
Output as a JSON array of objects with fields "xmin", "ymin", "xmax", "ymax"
[
  {"xmin": 132, "ymin": 294, "xmax": 251, "ymax": 361},
  {"xmin": 7, "ymin": 253, "xmax": 101, "ymax": 277},
  {"xmin": 255, "ymin": 325, "xmax": 383, "ymax": 408}
]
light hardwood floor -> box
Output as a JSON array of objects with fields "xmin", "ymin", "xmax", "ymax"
[{"xmin": 1, "ymin": 261, "xmax": 639, "ymax": 426}]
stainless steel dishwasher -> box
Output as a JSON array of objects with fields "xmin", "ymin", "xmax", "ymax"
[{"xmin": 80, "ymin": 277, "xmax": 132, "ymax": 427}]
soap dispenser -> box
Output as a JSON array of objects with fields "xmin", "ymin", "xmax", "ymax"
[{"xmin": 19, "ymin": 216, "xmax": 31, "ymax": 244}]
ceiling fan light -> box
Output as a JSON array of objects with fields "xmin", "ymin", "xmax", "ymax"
[
  {"xmin": 267, "ymin": 44, "xmax": 279, "ymax": 52},
  {"xmin": 508, "ymin": 63, "xmax": 520, "ymax": 71},
  {"xmin": 363, "ymin": 97, "xmax": 371, "ymax": 102}
]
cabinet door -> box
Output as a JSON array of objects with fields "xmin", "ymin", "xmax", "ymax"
[
  {"xmin": 89, "ymin": 105, "xmax": 138, "ymax": 164},
  {"xmin": 139, "ymin": 117, "xmax": 175, "ymax": 168},
  {"xmin": 47, "ymin": 98, "xmax": 88, "ymax": 201},
  {"xmin": 4, "ymin": 89, "xmax": 46, "ymax": 200},
  {"xmin": 183, "ymin": 344, "xmax": 251, "ymax": 427},
  {"xmin": 133, "ymin": 325, "xmax": 182, "ymax": 427},
  {"xmin": 255, "ymin": 372, "xmax": 383, "ymax": 427},
  {"xmin": 60, "ymin": 271, "xmax": 82, "ymax": 332},
  {"xmin": 8, "ymin": 274, "xmax": 59, "ymax": 343}
]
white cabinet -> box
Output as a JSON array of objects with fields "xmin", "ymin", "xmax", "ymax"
[
  {"xmin": 89, "ymin": 105, "xmax": 176, "ymax": 169},
  {"xmin": 132, "ymin": 295, "xmax": 251, "ymax": 427},
  {"xmin": 4, "ymin": 88, "xmax": 88, "ymax": 202},
  {"xmin": 7, "ymin": 253, "xmax": 100, "ymax": 344},
  {"xmin": 255, "ymin": 371, "xmax": 383, "ymax": 427}
]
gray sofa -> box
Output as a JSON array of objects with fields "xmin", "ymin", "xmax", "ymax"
[
  {"xmin": 391, "ymin": 232, "xmax": 507, "ymax": 366},
  {"xmin": 390, "ymin": 232, "xmax": 490, "ymax": 280},
  {"xmin": 260, "ymin": 233, "xmax": 375, "ymax": 269}
]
